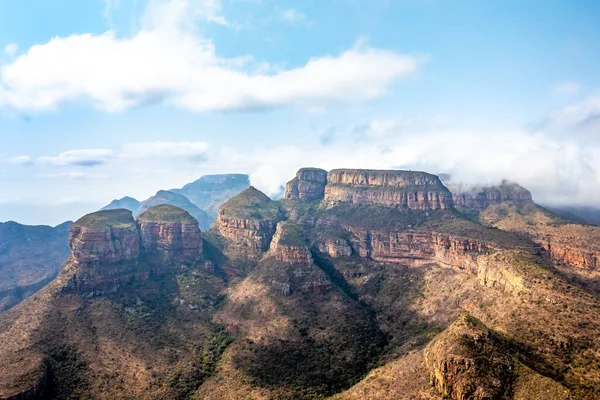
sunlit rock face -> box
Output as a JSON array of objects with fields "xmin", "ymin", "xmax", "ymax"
[
  {"xmin": 323, "ymin": 169, "xmax": 454, "ymax": 210},
  {"xmin": 285, "ymin": 167, "xmax": 328, "ymax": 202}
]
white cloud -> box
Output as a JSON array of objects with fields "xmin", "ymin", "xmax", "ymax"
[
  {"xmin": 552, "ymin": 81, "xmax": 581, "ymax": 96},
  {"xmin": 3, "ymin": 155, "xmax": 32, "ymax": 165},
  {"xmin": 282, "ymin": 9, "xmax": 307, "ymax": 24},
  {"xmin": 538, "ymin": 96, "xmax": 600, "ymax": 135},
  {"xmin": 121, "ymin": 141, "xmax": 209, "ymax": 159},
  {"xmin": 37, "ymin": 149, "xmax": 115, "ymax": 167},
  {"xmin": 3, "ymin": 43, "xmax": 18, "ymax": 58},
  {"xmin": 0, "ymin": 0, "xmax": 421, "ymax": 113}
]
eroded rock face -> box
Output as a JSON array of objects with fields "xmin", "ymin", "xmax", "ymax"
[
  {"xmin": 137, "ymin": 205, "xmax": 202, "ymax": 264},
  {"xmin": 285, "ymin": 168, "xmax": 328, "ymax": 202},
  {"xmin": 263, "ymin": 221, "xmax": 332, "ymax": 295},
  {"xmin": 324, "ymin": 169, "xmax": 453, "ymax": 209},
  {"xmin": 269, "ymin": 222, "xmax": 314, "ymax": 265},
  {"xmin": 424, "ymin": 314, "xmax": 513, "ymax": 400},
  {"xmin": 217, "ymin": 216, "xmax": 278, "ymax": 253},
  {"xmin": 69, "ymin": 210, "xmax": 140, "ymax": 265},
  {"xmin": 317, "ymin": 237, "xmax": 353, "ymax": 258},
  {"xmin": 449, "ymin": 181, "xmax": 533, "ymax": 209}
]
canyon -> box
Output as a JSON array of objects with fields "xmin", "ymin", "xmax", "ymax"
[{"xmin": 1, "ymin": 167, "xmax": 600, "ymax": 400}]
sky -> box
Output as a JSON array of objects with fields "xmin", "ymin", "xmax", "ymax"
[{"xmin": 0, "ymin": 0, "xmax": 600, "ymax": 225}]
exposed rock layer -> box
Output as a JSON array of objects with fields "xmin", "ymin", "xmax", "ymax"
[
  {"xmin": 285, "ymin": 168, "xmax": 328, "ymax": 202},
  {"xmin": 450, "ymin": 181, "xmax": 533, "ymax": 209},
  {"xmin": 324, "ymin": 169, "xmax": 453, "ymax": 209}
]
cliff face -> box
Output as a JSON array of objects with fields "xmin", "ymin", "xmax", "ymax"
[
  {"xmin": 216, "ymin": 187, "xmax": 283, "ymax": 256},
  {"xmin": 69, "ymin": 210, "xmax": 140, "ymax": 265},
  {"xmin": 285, "ymin": 168, "xmax": 328, "ymax": 202},
  {"xmin": 424, "ymin": 314, "xmax": 513, "ymax": 400},
  {"xmin": 137, "ymin": 205, "xmax": 202, "ymax": 264},
  {"xmin": 324, "ymin": 169, "xmax": 453, "ymax": 209},
  {"xmin": 449, "ymin": 181, "xmax": 533, "ymax": 209},
  {"xmin": 66, "ymin": 207, "xmax": 203, "ymax": 294}
]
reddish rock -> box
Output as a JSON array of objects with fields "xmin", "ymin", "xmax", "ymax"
[
  {"xmin": 448, "ymin": 181, "xmax": 533, "ymax": 209},
  {"xmin": 69, "ymin": 210, "xmax": 140, "ymax": 265},
  {"xmin": 285, "ymin": 167, "xmax": 328, "ymax": 202},
  {"xmin": 137, "ymin": 205, "xmax": 202, "ymax": 264},
  {"xmin": 324, "ymin": 169, "xmax": 453, "ymax": 210}
]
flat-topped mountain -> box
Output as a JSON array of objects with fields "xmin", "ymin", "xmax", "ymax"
[
  {"xmin": 2, "ymin": 167, "xmax": 600, "ymax": 399},
  {"xmin": 0, "ymin": 221, "xmax": 71, "ymax": 311},
  {"xmin": 448, "ymin": 180, "xmax": 533, "ymax": 209},
  {"xmin": 323, "ymin": 169, "xmax": 454, "ymax": 209}
]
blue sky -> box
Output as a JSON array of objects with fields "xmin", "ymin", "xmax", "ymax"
[{"xmin": 1, "ymin": 0, "xmax": 600, "ymax": 225}]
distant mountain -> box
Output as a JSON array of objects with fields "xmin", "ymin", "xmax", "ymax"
[
  {"xmin": 137, "ymin": 190, "xmax": 210, "ymax": 230},
  {"xmin": 544, "ymin": 205, "xmax": 600, "ymax": 226},
  {"xmin": 100, "ymin": 196, "xmax": 141, "ymax": 214},
  {"xmin": 171, "ymin": 174, "xmax": 249, "ymax": 218},
  {"xmin": 0, "ymin": 220, "xmax": 71, "ymax": 311}
]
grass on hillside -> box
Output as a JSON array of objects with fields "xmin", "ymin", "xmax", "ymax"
[
  {"xmin": 220, "ymin": 187, "xmax": 282, "ymax": 221},
  {"xmin": 136, "ymin": 204, "xmax": 197, "ymax": 224},
  {"xmin": 73, "ymin": 209, "xmax": 135, "ymax": 228}
]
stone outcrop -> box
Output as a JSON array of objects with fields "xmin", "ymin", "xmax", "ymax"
[
  {"xmin": 317, "ymin": 237, "xmax": 353, "ymax": 258},
  {"xmin": 65, "ymin": 207, "xmax": 203, "ymax": 294},
  {"xmin": 262, "ymin": 221, "xmax": 332, "ymax": 295},
  {"xmin": 346, "ymin": 228, "xmax": 491, "ymax": 268},
  {"xmin": 424, "ymin": 313, "xmax": 513, "ymax": 400},
  {"xmin": 324, "ymin": 169, "xmax": 453, "ymax": 209},
  {"xmin": 137, "ymin": 204, "xmax": 202, "ymax": 264},
  {"xmin": 69, "ymin": 209, "xmax": 140, "ymax": 265},
  {"xmin": 216, "ymin": 187, "xmax": 283, "ymax": 255},
  {"xmin": 285, "ymin": 168, "xmax": 328, "ymax": 202},
  {"xmin": 269, "ymin": 221, "xmax": 314, "ymax": 265},
  {"xmin": 449, "ymin": 181, "xmax": 533, "ymax": 209}
]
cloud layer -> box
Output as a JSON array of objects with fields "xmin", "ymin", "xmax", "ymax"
[{"xmin": 0, "ymin": 0, "xmax": 420, "ymax": 113}]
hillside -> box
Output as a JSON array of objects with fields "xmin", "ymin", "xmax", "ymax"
[
  {"xmin": 1, "ymin": 168, "xmax": 600, "ymax": 399},
  {"xmin": 137, "ymin": 190, "xmax": 210, "ymax": 230},
  {"xmin": 0, "ymin": 221, "xmax": 71, "ymax": 311}
]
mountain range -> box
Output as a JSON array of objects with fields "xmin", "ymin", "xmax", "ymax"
[{"xmin": 1, "ymin": 167, "xmax": 599, "ymax": 399}]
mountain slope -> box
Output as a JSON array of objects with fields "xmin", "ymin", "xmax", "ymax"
[
  {"xmin": 0, "ymin": 221, "xmax": 71, "ymax": 311},
  {"xmin": 171, "ymin": 174, "xmax": 249, "ymax": 218},
  {"xmin": 100, "ymin": 196, "xmax": 141, "ymax": 214},
  {"xmin": 2, "ymin": 168, "xmax": 600, "ymax": 399}
]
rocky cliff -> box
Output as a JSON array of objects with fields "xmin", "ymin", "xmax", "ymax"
[
  {"xmin": 324, "ymin": 169, "xmax": 454, "ymax": 209},
  {"xmin": 424, "ymin": 313, "xmax": 513, "ymax": 400},
  {"xmin": 284, "ymin": 167, "xmax": 328, "ymax": 202},
  {"xmin": 137, "ymin": 204, "xmax": 202, "ymax": 264},
  {"xmin": 216, "ymin": 187, "xmax": 283, "ymax": 256},
  {"xmin": 449, "ymin": 181, "xmax": 533, "ymax": 209},
  {"xmin": 69, "ymin": 209, "xmax": 140, "ymax": 265},
  {"xmin": 66, "ymin": 206, "xmax": 203, "ymax": 294}
]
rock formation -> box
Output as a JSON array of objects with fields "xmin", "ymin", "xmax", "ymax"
[
  {"xmin": 66, "ymin": 207, "xmax": 203, "ymax": 294},
  {"xmin": 424, "ymin": 313, "xmax": 513, "ymax": 400},
  {"xmin": 324, "ymin": 169, "xmax": 454, "ymax": 209},
  {"xmin": 216, "ymin": 187, "xmax": 283, "ymax": 255},
  {"xmin": 317, "ymin": 236, "xmax": 353, "ymax": 258},
  {"xmin": 137, "ymin": 204, "xmax": 202, "ymax": 264},
  {"xmin": 69, "ymin": 209, "xmax": 140, "ymax": 265},
  {"xmin": 449, "ymin": 181, "xmax": 533, "ymax": 209},
  {"xmin": 285, "ymin": 167, "xmax": 328, "ymax": 202}
]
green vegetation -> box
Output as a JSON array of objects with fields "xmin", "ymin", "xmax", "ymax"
[
  {"xmin": 73, "ymin": 209, "xmax": 135, "ymax": 228},
  {"xmin": 137, "ymin": 204, "xmax": 198, "ymax": 223},
  {"xmin": 220, "ymin": 187, "xmax": 282, "ymax": 220},
  {"xmin": 276, "ymin": 220, "xmax": 307, "ymax": 246}
]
